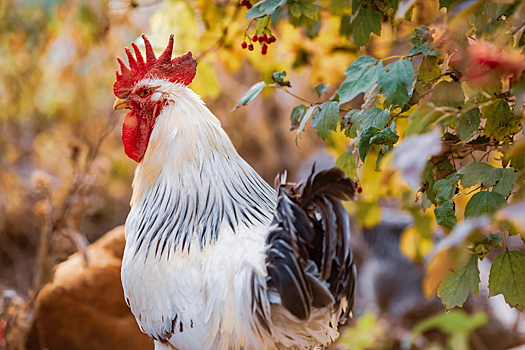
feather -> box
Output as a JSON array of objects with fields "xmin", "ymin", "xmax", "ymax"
[{"xmin": 263, "ymin": 167, "xmax": 356, "ymax": 326}]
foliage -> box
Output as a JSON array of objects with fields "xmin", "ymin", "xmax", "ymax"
[{"xmin": 235, "ymin": 0, "xmax": 525, "ymax": 312}]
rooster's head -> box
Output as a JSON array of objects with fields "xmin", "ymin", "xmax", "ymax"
[{"xmin": 113, "ymin": 34, "xmax": 197, "ymax": 162}]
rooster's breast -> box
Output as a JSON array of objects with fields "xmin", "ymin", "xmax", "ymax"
[{"xmin": 121, "ymin": 208, "xmax": 270, "ymax": 350}]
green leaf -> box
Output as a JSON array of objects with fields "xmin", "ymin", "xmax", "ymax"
[
  {"xmin": 336, "ymin": 151, "xmax": 357, "ymax": 179},
  {"xmin": 311, "ymin": 101, "xmax": 340, "ymax": 140},
  {"xmin": 435, "ymin": 200, "xmax": 457, "ymax": 229},
  {"xmin": 233, "ymin": 81, "xmax": 266, "ymax": 110},
  {"xmin": 358, "ymin": 126, "xmax": 379, "ymax": 161},
  {"xmin": 456, "ymin": 108, "xmax": 481, "ymax": 141},
  {"xmin": 339, "ymin": 56, "xmax": 383, "ymax": 105},
  {"xmin": 378, "ymin": 59, "xmax": 414, "ymax": 106},
  {"xmin": 510, "ymin": 153, "xmax": 525, "ymax": 170},
  {"xmin": 409, "ymin": 26, "xmax": 438, "ymax": 56},
  {"xmin": 430, "ymin": 81, "xmax": 465, "ymax": 107},
  {"xmin": 492, "ymin": 168, "xmax": 518, "ymax": 197},
  {"xmin": 483, "ymin": 99, "xmax": 520, "ymax": 141},
  {"xmin": 351, "ymin": 107, "xmax": 390, "ymax": 131},
  {"xmin": 405, "ymin": 105, "xmax": 441, "ymax": 136},
  {"xmin": 457, "ymin": 162, "xmax": 502, "ymax": 188},
  {"xmin": 489, "ymin": 250, "xmax": 525, "ymax": 311},
  {"xmin": 246, "ymin": 0, "xmax": 287, "ymax": 19},
  {"xmin": 370, "ymin": 128, "xmax": 399, "ymax": 146},
  {"xmin": 438, "ymin": 256, "xmax": 480, "ymax": 310},
  {"xmin": 290, "ymin": 105, "xmax": 307, "ymax": 130},
  {"xmin": 272, "ymin": 71, "xmax": 291, "ymax": 87},
  {"xmin": 296, "ymin": 105, "xmax": 318, "ymax": 137},
  {"xmin": 434, "ymin": 179, "xmax": 455, "ymax": 205},
  {"xmin": 255, "ymin": 15, "xmax": 271, "ymax": 35},
  {"xmin": 464, "ymin": 191, "xmax": 507, "ymax": 218},
  {"xmin": 352, "ymin": 5, "xmax": 382, "ymax": 47},
  {"xmin": 419, "ymin": 56, "xmax": 441, "ymax": 80},
  {"xmin": 289, "ymin": 0, "xmax": 318, "ymax": 19},
  {"xmin": 315, "ymin": 83, "xmax": 330, "ymax": 97}
]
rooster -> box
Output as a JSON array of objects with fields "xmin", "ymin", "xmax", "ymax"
[{"xmin": 112, "ymin": 34, "xmax": 356, "ymax": 350}]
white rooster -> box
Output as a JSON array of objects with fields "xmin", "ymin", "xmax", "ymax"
[{"xmin": 113, "ymin": 34, "xmax": 356, "ymax": 350}]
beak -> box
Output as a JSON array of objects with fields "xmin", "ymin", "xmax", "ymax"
[{"xmin": 113, "ymin": 98, "xmax": 131, "ymax": 110}]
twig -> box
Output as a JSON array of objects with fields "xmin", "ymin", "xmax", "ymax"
[{"xmin": 282, "ymin": 87, "xmax": 317, "ymax": 105}]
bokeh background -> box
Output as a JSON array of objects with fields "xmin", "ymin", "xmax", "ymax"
[{"xmin": 0, "ymin": 0, "xmax": 524, "ymax": 349}]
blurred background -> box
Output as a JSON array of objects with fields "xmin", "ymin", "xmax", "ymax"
[{"xmin": 0, "ymin": 0, "xmax": 524, "ymax": 349}]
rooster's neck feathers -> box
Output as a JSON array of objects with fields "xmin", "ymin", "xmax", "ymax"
[{"xmin": 126, "ymin": 82, "xmax": 276, "ymax": 255}]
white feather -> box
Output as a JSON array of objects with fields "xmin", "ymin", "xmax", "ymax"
[{"xmin": 121, "ymin": 80, "xmax": 342, "ymax": 350}]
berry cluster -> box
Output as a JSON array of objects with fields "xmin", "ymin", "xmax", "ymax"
[
  {"xmin": 354, "ymin": 181, "xmax": 362, "ymax": 194},
  {"xmin": 241, "ymin": 33, "xmax": 276, "ymax": 55},
  {"xmin": 239, "ymin": 0, "xmax": 252, "ymax": 9}
]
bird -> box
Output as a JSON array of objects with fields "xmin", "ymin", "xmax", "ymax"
[{"xmin": 112, "ymin": 34, "xmax": 357, "ymax": 350}]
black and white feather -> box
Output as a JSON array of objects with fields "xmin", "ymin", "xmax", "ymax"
[{"xmin": 252, "ymin": 166, "xmax": 356, "ymax": 347}]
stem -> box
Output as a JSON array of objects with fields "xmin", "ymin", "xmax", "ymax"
[
  {"xmin": 503, "ymin": 230, "xmax": 508, "ymax": 250},
  {"xmin": 381, "ymin": 52, "xmax": 421, "ymax": 61},
  {"xmin": 282, "ymin": 87, "xmax": 317, "ymax": 105}
]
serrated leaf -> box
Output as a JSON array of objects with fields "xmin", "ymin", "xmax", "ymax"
[
  {"xmin": 482, "ymin": 99, "xmax": 520, "ymax": 141},
  {"xmin": 315, "ymin": 83, "xmax": 330, "ymax": 97},
  {"xmin": 438, "ymin": 256, "xmax": 480, "ymax": 310},
  {"xmin": 457, "ymin": 162, "xmax": 502, "ymax": 188},
  {"xmin": 409, "ymin": 26, "xmax": 438, "ymax": 56},
  {"xmin": 370, "ymin": 128, "xmax": 399, "ymax": 146},
  {"xmin": 434, "ymin": 179, "xmax": 455, "ymax": 205},
  {"xmin": 246, "ymin": 0, "xmax": 288, "ymax": 20},
  {"xmin": 246, "ymin": 0, "xmax": 287, "ymax": 19},
  {"xmin": 311, "ymin": 101, "xmax": 340, "ymax": 140},
  {"xmin": 358, "ymin": 126, "xmax": 379, "ymax": 161},
  {"xmin": 351, "ymin": 107, "xmax": 390, "ymax": 131},
  {"xmin": 419, "ymin": 56, "xmax": 441, "ymax": 80},
  {"xmin": 336, "ymin": 151, "xmax": 357, "ymax": 179},
  {"xmin": 339, "ymin": 56, "xmax": 383, "ymax": 105},
  {"xmin": 464, "ymin": 191, "xmax": 507, "ymax": 218},
  {"xmin": 430, "ymin": 81, "xmax": 465, "ymax": 107},
  {"xmin": 233, "ymin": 81, "xmax": 266, "ymax": 110},
  {"xmin": 456, "ymin": 108, "xmax": 481, "ymax": 141},
  {"xmin": 489, "ymin": 250, "xmax": 525, "ymax": 311},
  {"xmin": 289, "ymin": 1, "xmax": 318, "ymax": 19},
  {"xmin": 492, "ymin": 168, "xmax": 518, "ymax": 197},
  {"xmin": 290, "ymin": 105, "xmax": 306, "ymax": 130},
  {"xmin": 352, "ymin": 5, "xmax": 382, "ymax": 47},
  {"xmin": 378, "ymin": 59, "xmax": 414, "ymax": 106},
  {"xmin": 296, "ymin": 105, "xmax": 318, "ymax": 137},
  {"xmin": 435, "ymin": 200, "xmax": 457, "ymax": 229}
]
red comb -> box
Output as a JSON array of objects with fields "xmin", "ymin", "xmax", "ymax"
[{"xmin": 113, "ymin": 34, "xmax": 197, "ymax": 98}]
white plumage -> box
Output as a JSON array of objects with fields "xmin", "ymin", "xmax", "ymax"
[{"xmin": 114, "ymin": 37, "xmax": 356, "ymax": 350}]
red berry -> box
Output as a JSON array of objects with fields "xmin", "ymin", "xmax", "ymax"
[
  {"xmin": 251, "ymin": 35, "xmax": 258, "ymax": 42},
  {"xmin": 354, "ymin": 182, "xmax": 358, "ymax": 189},
  {"xmin": 241, "ymin": 41, "xmax": 247, "ymax": 49},
  {"xmin": 270, "ymin": 35, "xmax": 276, "ymax": 43},
  {"xmin": 357, "ymin": 187, "xmax": 363, "ymax": 194},
  {"xmin": 246, "ymin": 3, "xmax": 252, "ymax": 9},
  {"xmin": 248, "ymin": 43, "xmax": 254, "ymax": 51},
  {"xmin": 259, "ymin": 33, "xmax": 267, "ymax": 42},
  {"xmin": 261, "ymin": 43, "xmax": 268, "ymax": 55}
]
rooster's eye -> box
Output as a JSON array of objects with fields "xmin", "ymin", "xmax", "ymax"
[{"xmin": 140, "ymin": 89, "xmax": 150, "ymax": 97}]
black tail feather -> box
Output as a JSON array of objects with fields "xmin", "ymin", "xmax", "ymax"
[{"xmin": 264, "ymin": 167, "xmax": 356, "ymax": 322}]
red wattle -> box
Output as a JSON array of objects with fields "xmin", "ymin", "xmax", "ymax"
[{"xmin": 122, "ymin": 111, "xmax": 151, "ymax": 163}]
